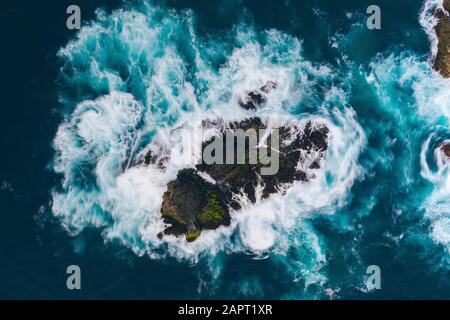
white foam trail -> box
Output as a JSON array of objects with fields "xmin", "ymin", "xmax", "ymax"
[
  {"xmin": 421, "ymin": 135, "xmax": 449, "ymax": 182},
  {"xmin": 369, "ymin": 54, "xmax": 450, "ymax": 124},
  {"xmin": 369, "ymin": 51, "xmax": 450, "ymax": 252},
  {"xmin": 420, "ymin": 136, "xmax": 450, "ymax": 249},
  {"xmin": 419, "ymin": 0, "xmax": 445, "ymax": 61}
]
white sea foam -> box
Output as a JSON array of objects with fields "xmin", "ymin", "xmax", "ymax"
[
  {"xmin": 419, "ymin": 0, "xmax": 445, "ymax": 61},
  {"xmin": 420, "ymin": 136, "xmax": 450, "ymax": 249},
  {"xmin": 369, "ymin": 50, "xmax": 450, "ymax": 251}
]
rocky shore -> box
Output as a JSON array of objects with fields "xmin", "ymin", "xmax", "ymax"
[{"xmin": 435, "ymin": 0, "xmax": 450, "ymax": 77}]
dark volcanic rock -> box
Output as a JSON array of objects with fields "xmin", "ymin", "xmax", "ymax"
[
  {"xmin": 435, "ymin": 0, "xmax": 450, "ymax": 78},
  {"xmin": 158, "ymin": 117, "xmax": 329, "ymax": 242},
  {"xmin": 239, "ymin": 81, "xmax": 278, "ymax": 110},
  {"xmin": 160, "ymin": 168, "xmax": 231, "ymax": 242}
]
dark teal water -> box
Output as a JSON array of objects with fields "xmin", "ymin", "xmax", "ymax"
[{"xmin": 1, "ymin": 0, "xmax": 450, "ymax": 299}]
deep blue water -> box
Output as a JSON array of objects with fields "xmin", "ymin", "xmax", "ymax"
[{"xmin": 1, "ymin": 0, "xmax": 450, "ymax": 299}]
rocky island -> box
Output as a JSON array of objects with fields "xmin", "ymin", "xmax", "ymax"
[
  {"xmin": 143, "ymin": 83, "xmax": 330, "ymax": 242},
  {"xmin": 435, "ymin": 0, "xmax": 450, "ymax": 77}
]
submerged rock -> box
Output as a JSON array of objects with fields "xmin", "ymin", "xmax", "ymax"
[
  {"xmin": 239, "ymin": 81, "xmax": 278, "ymax": 110},
  {"xmin": 435, "ymin": 0, "xmax": 450, "ymax": 77},
  {"xmin": 157, "ymin": 117, "xmax": 329, "ymax": 242}
]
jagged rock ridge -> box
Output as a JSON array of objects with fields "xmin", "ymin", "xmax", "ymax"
[{"xmin": 142, "ymin": 83, "xmax": 329, "ymax": 242}]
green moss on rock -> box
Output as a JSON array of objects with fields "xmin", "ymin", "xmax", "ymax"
[
  {"xmin": 198, "ymin": 193, "xmax": 225, "ymax": 229},
  {"xmin": 161, "ymin": 209, "xmax": 187, "ymax": 225},
  {"xmin": 185, "ymin": 230, "xmax": 201, "ymax": 242}
]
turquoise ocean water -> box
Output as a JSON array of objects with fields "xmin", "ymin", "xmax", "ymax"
[{"xmin": 1, "ymin": 0, "xmax": 450, "ymax": 299}]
